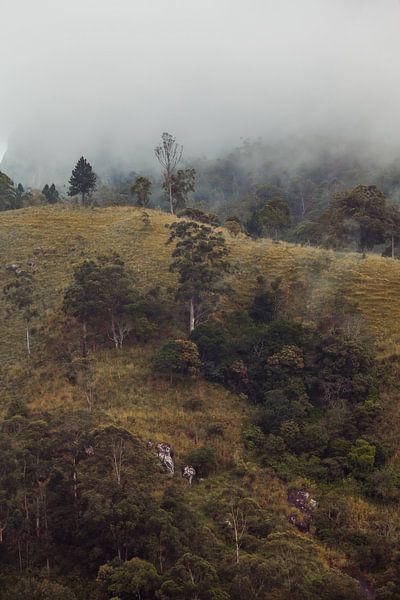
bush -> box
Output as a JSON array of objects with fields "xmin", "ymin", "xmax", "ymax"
[
  {"xmin": 154, "ymin": 339, "xmax": 201, "ymax": 380},
  {"xmin": 184, "ymin": 445, "xmax": 218, "ymax": 478}
]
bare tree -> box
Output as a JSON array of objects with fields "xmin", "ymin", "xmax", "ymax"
[
  {"xmin": 226, "ymin": 498, "xmax": 259, "ymax": 564},
  {"xmin": 155, "ymin": 132, "xmax": 183, "ymax": 214}
]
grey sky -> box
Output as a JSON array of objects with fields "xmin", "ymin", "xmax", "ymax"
[{"xmin": 1, "ymin": 0, "xmax": 400, "ymax": 180}]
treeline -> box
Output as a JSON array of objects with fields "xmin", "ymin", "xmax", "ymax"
[{"xmin": 3, "ymin": 136, "xmax": 400, "ymax": 256}]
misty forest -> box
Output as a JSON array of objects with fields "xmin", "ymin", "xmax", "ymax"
[{"xmin": 2, "ymin": 1, "xmax": 400, "ymax": 599}]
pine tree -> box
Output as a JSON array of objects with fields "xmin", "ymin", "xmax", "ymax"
[
  {"xmin": 68, "ymin": 157, "xmax": 96, "ymax": 206},
  {"xmin": 14, "ymin": 183, "xmax": 25, "ymax": 208},
  {"xmin": 43, "ymin": 183, "xmax": 59, "ymax": 204}
]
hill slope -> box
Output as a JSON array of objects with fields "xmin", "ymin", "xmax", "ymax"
[{"xmin": 1, "ymin": 205, "xmax": 400, "ymax": 598}]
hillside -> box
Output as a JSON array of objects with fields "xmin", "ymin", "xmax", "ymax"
[
  {"xmin": 2, "ymin": 204, "xmax": 400, "ymax": 356},
  {"xmin": 2, "ymin": 204, "xmax": 400, "ymax": 471},
  {"xmin": 1, "ymin": 205, "xmax": 400, "ymax": 599}
]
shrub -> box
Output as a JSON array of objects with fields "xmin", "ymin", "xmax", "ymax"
[
  {"xmin": 154, "ymin": 339, "xmax": 201, "ymax": 380},
  {"xmin": 184, "ymin": 445, "xmax": 218, "ymax": 478}
]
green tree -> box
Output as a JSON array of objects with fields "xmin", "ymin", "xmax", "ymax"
[
  {"xmin": 3, "ymin": 272, "xmax": 36, "ymax": 356},
  {"xmin": 384, "ymin": 202, "xmax": 400, "ymax": 259},
  {"xmin": 348, "ymin": 438, "xmax": 376, "ymax": 477},
  {"xmin": 158, "ymin": 553, "xmax": 228, "ymax": 600},
  {"xmin": 155, "ymin": 132, "xmax": 183, "ymax": 214},
  {"xmin": 14, "ymin": 183, "xmax": 25, "ymax": 208},
  {"xmin": 325, "ymin": 185, "xmax": 389, "ymax": 255},
  {"xmin": 42, "ymin": 183, "xmax": 59, "ymax": 204},
  {"xmin": 131, "ymin": 176, "xmax": 152, "ymax": 207},
  {"xmin": 261, "ymin": 197, "xmax": 291, "ymax": 240},
  {"xmin": 63, "ymin": 255, "xmax": 148, "ymax": 353},
  {"xmin": 178, "ymin": 208, "xmax": 219, "ymax": 227},
  {"xmin": 0, "ymin": 170, "xmax": 16, "ymax": 210},
  {"xmin": 154, "ymin": 339, "xmax": 201, "ymax": 381},
  {"xmin": 68, "ymin": 156, "xmax": 97, "ymax": 206},
  {"xmin": 167, "ymin": 220, "xmax": 230, "ymax": 332},
  {"xmin": 105, "ymin": 557, "xmax": 161, "ymax": 599}
]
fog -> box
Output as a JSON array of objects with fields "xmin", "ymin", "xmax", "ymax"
[{"xmin": 1, "ymin": 0, "xmax": 400, "ymax": 185}]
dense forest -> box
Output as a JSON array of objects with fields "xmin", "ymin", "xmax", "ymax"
[{"xmin": 1, "ymin": 134, "xmax": 400, "ymax": 599}]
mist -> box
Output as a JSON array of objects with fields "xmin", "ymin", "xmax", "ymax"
[{"xmin": 2, "ymin": 0, "xmax": 400, "ymax": 186}]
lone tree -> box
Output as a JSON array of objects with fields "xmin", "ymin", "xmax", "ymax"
[
  {"xmin": 154, "ymin": 132, "xmax": 183, "ymax": 214},
  {"xmin": 131, "ymin": 176, "xmax": 152, "ymax": 207},
  {"xmin": 167, "ymin": 220, "xmax": 230, "ymax": 333},
  {"xmin": 14, "ymin": 183, "xmax": 25, "ymax": 208},
  {"xmin": 68, "ymin": 157, "xmax": 97, "ymax": 206},
  {"xmin": 4, "ymin": 272, "xmax": 36, "ymax": 356}
]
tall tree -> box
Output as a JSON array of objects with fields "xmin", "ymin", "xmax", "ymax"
[
  {"xmin": 384, "ymin": 203, "xmax": 400, "ymax": 259},
  {"xmin": 261, "ymin": 197, "xmax": 291, "ymax": 240},
  {"xmin": 63, "ymin": 255, "xmax": 155, "ymax": 352},
  {"xmin": 68, "ymin": 157, "xmax": 96, "ymax": 206},
  {"xmin": 324, "ymin": 185, "xmax": 389, "ymax": 256},
  {"xmin": 3, "ymin": 272, "xmax": 36, "ymax": 356},
  {"xmin": 167, "ymin": 168, "xmax": 196, "ymax": 213},
  {"xmin": 131, "ymin": 176, "xmax": 152, "ymax": 207},
  {"xmin": 14, "ymin": 183, "xmax": 25, "ymax": 209},
  {"xmin": 155, "ymin": 133, "xmax": 183, "ymax": 214},
  {"xmin": 167, "ymin": 220, "xmax": 230, "ymax": 333}
]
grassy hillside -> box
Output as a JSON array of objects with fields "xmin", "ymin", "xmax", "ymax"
[
  {"xmin": 1, "ymin": 205, "xmax": 400, "ymax": 597},
  {"xmin": 1, "ymin": 204, "xmax": 400, "ymax": 456},
  {"xmin": 1, "ymin": 204, "xmax": 400, "ymax": 357}
]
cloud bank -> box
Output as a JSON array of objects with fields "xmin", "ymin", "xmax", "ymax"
[{"xmin": 1, "ymin": 0, "xmax": 400, "ymax": 184}]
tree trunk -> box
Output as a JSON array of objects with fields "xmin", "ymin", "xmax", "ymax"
[
  {"xmin": 26, "ymin": 323, "xmax": 31, "ymax": 357},
  {"xmin": 110, "ymin": 315, "xmax": 119, "ymax": 349},
  {"xmin": 81, "ymin": 191, "xmax": 85, "ymax": 206},
  {"xmin": 168, "ymin": 179, "xmax": 174, "ymax": 215},
  {"xmin": 392, "ymin": 235, "xmax": 395, "ymax": 259},
  {"xmin": 82, "ymin": 321, "xmax": 88, "ymax": 357},
  {"xmin": 189, "ymin": 298, "xmax": 195, "ymax": 333}
]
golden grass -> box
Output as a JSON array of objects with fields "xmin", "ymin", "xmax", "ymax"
[{"xmin": 2, "ymin": 204, "xmax": 400, "ymax": 363}]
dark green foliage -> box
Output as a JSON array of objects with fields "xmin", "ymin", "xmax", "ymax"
[
  {"xmin": 68, "ymin": 156, "xmax": 97, "ymax": 205},
  {"xmin": 154, "ymin": 339, "xmax": 201, "ymax": 380},
  {"xmin": 261, "ymin": 196, "xmax": 292, "ymax": 239},
  {"xmin": 14, "ymin": 183, "xmax": 25, "ymax": 208},
  {"xmin": 0, "ymin": 170, "xmax": 16, "ymax": 210},
  {"xmin": 62, "ymin": 254, "xmax": 158, "ymax": 353},
  {"xmin": 101, "ymin": 557, "xmax": 161, "ymax": 599},
  {"xmin": 184, "ymin": 446, "xmax": 218, "ymax": 478},
  {"xmin": 168, "ymin": 220, "xmax": 230, "ymax": 332},
  {"xmin": 323, "ymin": 185, "xmax": 396, "ymax": 254},
  {"xmin": 42, "ymin": 183, "xmax": 59, "ymax": 204},
  {"xmin": 158, "ymin": 553, "xmax": 227, "ymax": 600},
  {"xmin": 178, "ymin": 207, "xmax": 220, "ymax": 226}
]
